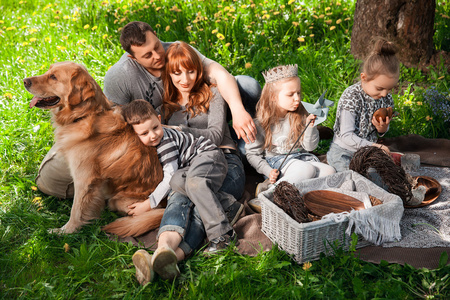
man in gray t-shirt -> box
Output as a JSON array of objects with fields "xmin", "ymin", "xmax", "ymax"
[{"xmin": 104, "ymin": 21, "xmax": 260, "ymax": 142}]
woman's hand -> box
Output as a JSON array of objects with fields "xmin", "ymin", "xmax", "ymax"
[
  {"xmin": 127, "ymin": 200, "xmax": 151, "ymax": 216},
  {"xmin": 372, "ymin": 115, "xmax": 390, "ymax": 134},
  {"xmin": 269, "ymin": 169, "xmax": 280, "ymax": 184}
]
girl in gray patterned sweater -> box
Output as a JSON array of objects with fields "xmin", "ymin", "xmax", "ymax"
[{"xmin": 327, "ymin": 38, "xmax": 400, "ymax": 172}]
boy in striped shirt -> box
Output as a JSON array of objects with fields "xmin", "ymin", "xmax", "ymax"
[{"xmin": 122, "ymin": 99, "xmax": 237, "ymax": 253}]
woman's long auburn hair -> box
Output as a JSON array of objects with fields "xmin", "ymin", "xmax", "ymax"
[
  {"xmin": 161, "ymin": 41, "xmax": 212, "ymax": 122},
  {"xmin": 256, "ymin": 76, "xmax": 308, "ymax": 151}
]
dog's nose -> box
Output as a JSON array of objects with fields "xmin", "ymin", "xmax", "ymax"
[{"xmin": 23, "ymin": 78, "xmax": 32, "ymax": 88}]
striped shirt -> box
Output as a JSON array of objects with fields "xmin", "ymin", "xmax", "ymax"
[{"xmin": 157, "ymin": 127, "xmax": 217, "ymax": 168}]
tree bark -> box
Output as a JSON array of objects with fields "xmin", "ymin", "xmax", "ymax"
[{"xmin": 351, "ymin": 0, "xmax": 436, "ymax": 69}]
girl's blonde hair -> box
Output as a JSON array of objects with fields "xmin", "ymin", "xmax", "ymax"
[
  {"xmin": 256, "ymin": 76, "xmax": 308, "ymax": 151},
  {"xmin": 162, "ymin": 41, "xmax": 212, "ymax": 122},
  {"xmin": 362, "ymin": 38, "xmax": 399, "ymax": 81}
]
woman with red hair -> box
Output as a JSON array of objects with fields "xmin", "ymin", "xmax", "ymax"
[{"xmin": 132, "ymin": 42, "xmax": 244, "ymax": 284}]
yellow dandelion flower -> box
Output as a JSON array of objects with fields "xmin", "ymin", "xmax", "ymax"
[
  {"xmin": 32, "ymin": 196, "xmax": 42, "ymax": 204},
  {"xmin": 345, "ymin": 29, "xmax": 349, "ymax": 33},
  {"xmin": 165, "ymin": 25, "xmax": 170, "ymax": 31},
  {"xmin": 241, "ymin": 4, "xmax": 246, "ymax": 9},
  {"xmin": 3, "ymin": 93, "xmax": 13, "ymax": 99},
  {"xmin": 64, "ymin": 243, "xmax": 70, "ymax": 252},
  {"xmin": 225, "ymin": 42, "xmax": 230, "ymax": 47},
  {"xmin": 84, "ymin": 49, "xmax": 90, "ymax": 56},
  {"xmin": 21, "ymin": 25, "xmax": 28, "ymax": 29},
  {"xmin": 22, "ymin": 42, "xmax": 29, "ymax": 46},
  {"xmin": 417, "ymin": 101, "xmax": 423, "ymax": 106},
  {"xmin": 330, "ymin": 26, "xmax": 336, "ymax": 30},
  {"xmin": 155, "ymin": 24, "xmax": 161, "ymax": 28},
  {"xmin": 292, "ymin": 21, "xmax": 299, "ymax": 26},
  {"xmin": 337, "ymin": 2, "xmax": 342, "ymax": 5},
  {"xmin": 309, "ymin": 26, "xmax": 314, "ymax": 29},
  {"xmin": 263, "ymin": 14, "xmax": 270, "ymax": 19},
  {"xmin": 72, "ymin": 17, "xmax": 78, "ymax": 22},
  {"xmin": 274, "ymin": 11, "xmax": 280, "ymax": 15},
  {"xmin": 91, "ymin": 26, "xmax": 97, "ymax": 31},
  {"xmin": 45, "ymin": 37, "xmax": 51, "ymax": 42},
  {"xmin": 438, "ymin": 76, "xmax": 444, "ymax": 80},
  {"xmin": 54, "ymin": 16, "xmax": 60, "ymax": 19},
  {"xmin": 62, "ymin": 35, "xmax": 68, "ymax": 40},
  {"xmin": 199, "ymin": 28, "xmax": 204, "ymax": 32},
  {"xmin": 0, "ymin": 20, "xmax": 3, "ymax": 24},
  {"xmin": 426, "ymin": 116, "xmax": 433, "ymax": 121},
  {"xmin": 29, "ymin": 37, "xmax": 37, "ymax": 42},
  {"xmin": 156, "ymin": 6, "xmax": 161, "ymax": 11},
  {"xmin": 298, "ymin": 37, "xmax": 305, "ymax": 42},
  {"xmin": 63, "ymin": 15, "xmax": 70, "ymax": 20},
  {"xmin": 336, "ymin": 19, "xmax": 342, "ymax": 24},
  {"xmin": 6, "ymin": 26, "xmax": 16, "ymax": 31},
  {"xmin": 102, "ymin": 34, "xmax": 108, "ymax": 39},
  {"xmin": 325, "ymin": 20, "xmax": 332, "ymax": 24},
  {"xmin": 19, "ymin": 59, "xmax": 24, "ymax": 63},
  {"xmin": 280, "ymin": 5, "xmax": 285, "ymax": 9},
  {"xmin": 212, "ymin": 29, "xmax": 218, "ymax": 34},
  {"xmin": 310, "ymin": 34, "xmax": 314, "ymax": 37},
  {"xmin": 319, "ymin": 14, "xmax": 324, "ymax": 18},
  {"xmin": 77, "ymin": 39, "xmax": 87, "ymax": 44},
  {"xmin": 303, "ymin": 261, "xmax": 312, "ymax": 271},
  {"xmin": 83, "ymin": 24, "xmax": 90, "ymax": 29},
  {"xmin": 50, "ymin": 23, "xmax": 56, "ymax": 27},
  {"xmin": 172, "ymin": 19, "xmax": 177, "ymax": 23},
  {"xmin": 343, "ymin": 8, "xmax": 348, "ymax": 11},
  {"xmin": 17, "ymin": 16, "xmax": 22, "ymax": 20},
  {"xmin": 326, "ymin": 12, "xmax": 332, "ymax": 16},
  {"xmin": 217, "ymin": 33, "xmax": 225, "ymax": 40},
  {"xmin": 29, "ymin": 28, "xmax": 38, "ymax": 33},
  {"xmin": 312, "ymin": 15, "xmax": 318, "ymax": 19},
  {"xmin": 31, "ymin": 186, "xmax": 38, "ymax": 191},
  {"xmin": 101, "ymin": 1, "xmax": 109, "ymax": 6},
  {"xmin": 325, "ymin": 7, "xmax": 331, "ymax": 11},
  {"xmin": 56, "ymin": 45, "xmax": 66, "ymax": 51},
  {"xmin": 186, "ymin": 26, "xmax": 192, "ymax": 31},
  {"xmin": 190, "ymin": 41, "xmax": 196, "ymax": 45},
  {"xmin": 288, "ymin": 0, "xmax": 295, "ymax": 4},
  {"xmin": 245, "ymin": 62, "xmax": 252, "ymax": 69}
]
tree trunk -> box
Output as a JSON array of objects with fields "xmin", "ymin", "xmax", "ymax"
[{"xmin": 351, "ymin": 0, "xmax": 436, "ymax": 69}]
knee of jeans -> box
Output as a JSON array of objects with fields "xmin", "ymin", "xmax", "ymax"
[{"xmin": 167, "ymin": 192, "xmax": 192, "ymax": 208}]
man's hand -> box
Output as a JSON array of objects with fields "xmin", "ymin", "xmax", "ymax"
[
  {"xmin": 372, "ymin": 115, "xmax": 390, "ymax": 134},
  {"xmin": 269, "ymin": 169, "xmax": 280, "ymax": 184},
  {"xmin": 232, "ymin": 109, "xmax": 256, "ymax": 143},
  {"xmin": 127, "ymin": 200, "xmax": 151, "ymax": 216}
]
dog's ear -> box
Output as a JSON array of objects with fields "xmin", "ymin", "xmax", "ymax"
[{"xmin": 68, "ymin": 67, "xmax": 97, "ymax": 106}]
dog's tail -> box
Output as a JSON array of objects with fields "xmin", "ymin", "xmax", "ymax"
[{"xmin": 102, "ymin": 208, "xmax": 164, "ymax": 237}]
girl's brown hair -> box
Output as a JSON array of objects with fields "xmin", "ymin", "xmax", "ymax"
[
  {"xmin": 256, "ymin": 76, "xmax": 308, "ymax": 151},
  {"xmin": 161, "ymin": 42, "xmax": 212, "ymax": 122},
  {"xmin": 362, "ymin": 38, "xmax": 399, "ymax": 81}
]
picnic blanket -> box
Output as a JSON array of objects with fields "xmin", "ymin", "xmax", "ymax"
[{"xmin": 113, "ymin": 134, "xmax": 450, "ymax": 269}]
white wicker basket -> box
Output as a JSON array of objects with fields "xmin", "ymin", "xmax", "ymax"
[{"xmin": 260, "ymin": 170, "xmax": 402, "ymax": 264}]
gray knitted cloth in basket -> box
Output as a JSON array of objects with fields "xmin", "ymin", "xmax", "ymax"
[{"xmin": 266, "ymin": 170, "xmax": 404, "ymax": 246}]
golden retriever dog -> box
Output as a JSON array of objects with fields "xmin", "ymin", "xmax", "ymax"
[{"xmin": 23, "ymin": 61, "xmax": 164, "ymax": 237}]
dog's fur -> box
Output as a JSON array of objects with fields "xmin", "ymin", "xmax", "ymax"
[{"xmin": 24, "ymin": 61, "xmax": 164, "ymax": 237}]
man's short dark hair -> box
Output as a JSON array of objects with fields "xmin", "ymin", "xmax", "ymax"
[{"xmin": 120, "ymin": 21, "xmax": 155, "ymax": 56}]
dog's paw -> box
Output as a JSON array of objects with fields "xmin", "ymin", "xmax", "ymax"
[{"xmin": 48, "ymin": 227, "xmax": 66, "ymax": 235}]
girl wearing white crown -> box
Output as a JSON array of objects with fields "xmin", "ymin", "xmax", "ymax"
[{"xmin": 245, "ymin": 64, "xmax": 335, "ymax": 192}]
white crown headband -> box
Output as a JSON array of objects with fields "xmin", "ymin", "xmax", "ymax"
[{"xmin": 262, "ymin": 64, "xmax": 298, "ymax": 83}]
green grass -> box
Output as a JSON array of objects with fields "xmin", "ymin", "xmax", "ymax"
[{"xmin": 1, "ymin": 0, "xmax": 450, "ymax": 298}]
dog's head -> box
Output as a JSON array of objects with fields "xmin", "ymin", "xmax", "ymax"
[{"xmin": 24, "ymin": 61, "xmax": 111, "ymax": 124}]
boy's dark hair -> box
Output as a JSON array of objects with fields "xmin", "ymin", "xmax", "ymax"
[
  {"xmin": 120, "ymin": 21, "xmax": 155, "ymax": 56},
  {"xmin": 122, "ymin": 99, "xmax": 158, "ymax": 125}
]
